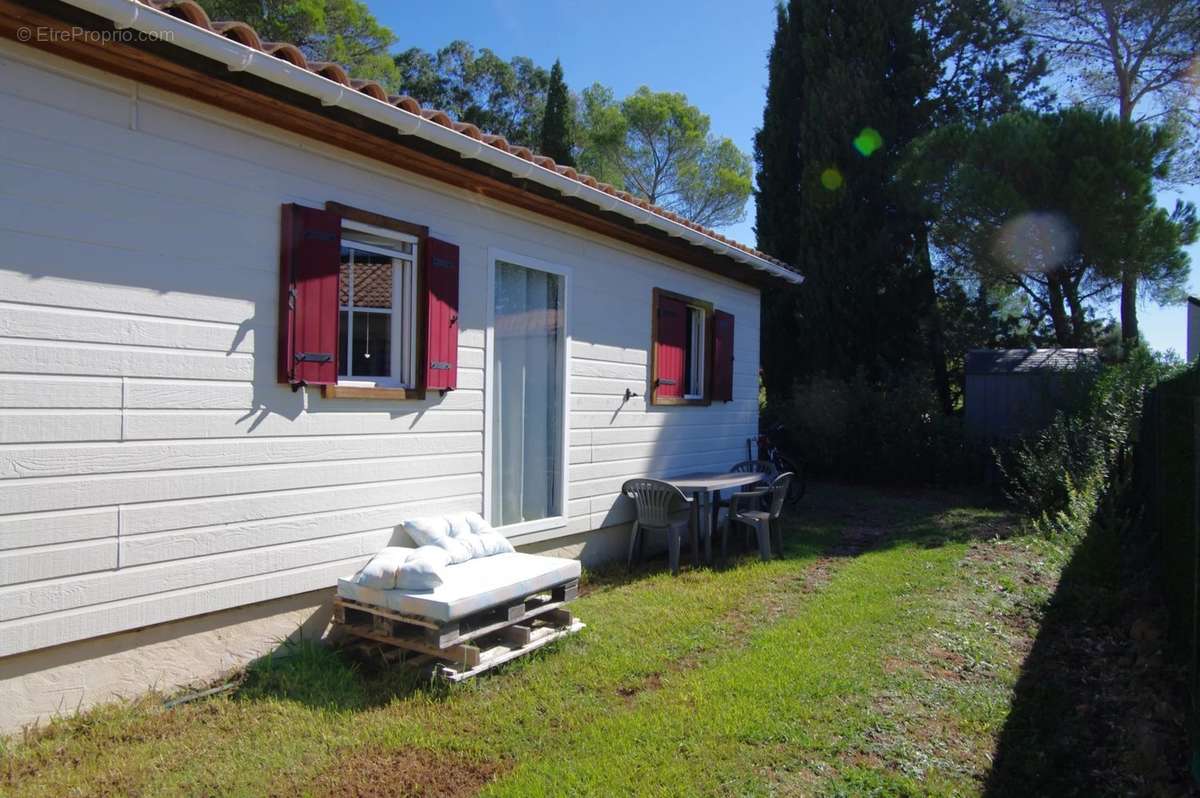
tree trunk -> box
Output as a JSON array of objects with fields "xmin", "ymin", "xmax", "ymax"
[
  {"xmin": 1046, "ymin": 275, "xmax": 1072, "ymax": 346},
  {"xmin": 1064, "ymin": 278, "xmax": 1087, "ymax": 347},
  {"xmin": 915, "ymin": 224, "xmax": 953, "ymax": 415},
  {"xmin": 1120, "ymin": 269, "xmax": 1138, "ymax": 342}
]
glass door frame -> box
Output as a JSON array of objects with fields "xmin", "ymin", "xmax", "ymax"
[{"xmin": 482, "ymin": 247, "xmax": 572, "ymax": 540}]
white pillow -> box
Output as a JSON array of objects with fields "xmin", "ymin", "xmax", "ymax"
[
  {"xmin": 465, "ymin": 513, "xmax": 491, "ymax": 535},
  {"xmin": 398, "ymin": 513, "xmax": 514, "ymax": 564},
  {"xmin": 435, "ymin": 536, "xmax": 473, "ymax": 564},
  {"xmin": 353, "ymin": 546, "xmax": 413, "ymax": 589},
  {"xmin": 395, "ymin": 546, "xmax": 452, "ymax": 591},
  {"xmin": 445, "ymin": 513, "xmax": 475, "ymax": 539},
  {"xmin": 476, "ymin": 531, "xmax": 515, "ymax": 557},
  {"xmin": 403, "ymin": 516, "xmax": 450, "ymax": 547}
]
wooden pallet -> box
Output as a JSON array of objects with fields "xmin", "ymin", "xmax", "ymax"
[{"xmin": 334, "ymin": 579, "xmax": 582, "ymax": 680}]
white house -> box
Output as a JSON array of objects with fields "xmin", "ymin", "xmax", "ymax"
[{"xmin": 0, "ymin": 0, "xmax": 801, "ymax": 730}]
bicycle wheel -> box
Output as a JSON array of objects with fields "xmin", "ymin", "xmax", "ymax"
[{"xmin": 774, "ymin": 456, "xmax": 806, "ymax": 505}]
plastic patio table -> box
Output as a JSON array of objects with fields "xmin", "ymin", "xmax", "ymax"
[{"xmin": 662, "ymin": 471, "xmax": 769, "ymax": 563}]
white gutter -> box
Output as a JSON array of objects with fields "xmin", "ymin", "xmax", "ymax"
[{"xmin": 68, "ymin": 0, "xmax": 802, "ymax": 285}]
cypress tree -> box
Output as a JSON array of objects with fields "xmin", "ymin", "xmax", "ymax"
[
  {"xmin": 539, "ymin": 59, "xmax": 575, "ymax": 167},
  {"xmin": 754, "ymin": 0, "xmax": 936, "ymax": 400}
]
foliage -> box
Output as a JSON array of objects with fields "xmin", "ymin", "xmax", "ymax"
[
  {"xmin": 768, "ymin": 368, "xmax": 973, "ymax": 485},
  {"xmin": 917, "ymin": 0, "xmax": 1052, "ymax": 127},
  {"xmin": 754, "ymin": 0, "xmax": 938, "ymax": 398},
  {"xmin": 1013, "ymin": 0, "xmax": 1200, "ymax": 340},
  {"xmin": 905, "ymin": 108, "xmax": 1197, "ymax": 347},
  {"xmin": 997, "ymin": 347, "xmax": 1165, "ymax": 535},
  {"xmin": 538, "ymin": 60, "xmax": 575, "ymax": 167},
  {"xmin": 393, "ymin": 41, "xmax": 549, "ymax": 148},
  {"xmin": 1014, "ymin": 0, "xmax": 1200, "ymax": 179},
  {"xmin": 196, "ymin": 0, "xmax": 399, "ymax": 86},
  {"xmin": 576, "ymin": 87, "xmax": 752, "ymax": 228}
]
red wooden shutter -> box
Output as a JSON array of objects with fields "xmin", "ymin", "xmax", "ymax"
[
  {"xmin": 654, "ymin": 294, "xmax": 688, "ymax": 402},
  {"xmin": 278, "ymin": 204, "xmax": 341, "ymax": 386},
  {"xmin": 711, "ymin": 310, "xmax": 735, "ymax": 402},
  {"xmin": 424, "ymin": 237, "xmax": 460, "ymax": 391}
]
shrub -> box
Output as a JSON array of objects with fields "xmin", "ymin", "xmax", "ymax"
[
  {"xmin": 768, "ymin": 368, "xmax": 973, "ymax": 486},
  {"xmin": 996, "ymin": 348, "xmax": 1165, "ymax": 536}
]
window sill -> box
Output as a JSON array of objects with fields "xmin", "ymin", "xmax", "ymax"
[
  {"xmin": 651, "ymin": 396, "xmax": 712, "ymax": 407},
  {"xmin": 321, "ymin": 385, "xmax": 426, "ymax": 400},
  {"xmin": 496, "ymin": 516, "xmax": 568, "ymax": 542}
]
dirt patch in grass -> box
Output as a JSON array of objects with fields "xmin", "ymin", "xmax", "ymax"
[{"xmin": 295, "ymin": 747, "xmax": 505, "ymax": 798}]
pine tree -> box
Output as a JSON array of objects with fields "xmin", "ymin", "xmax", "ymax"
[
  {"xmin": 754, "ymin": 0, "xmax": 936, "ymax": 399},
  {"xmin": 539, "ymin": 59, "xmax": 575, "ymax": 167}
]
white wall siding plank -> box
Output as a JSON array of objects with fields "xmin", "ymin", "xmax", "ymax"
[
  {"xmin": 120, "ymin": 472, "xmax": 482, "ymax": 536},
  {"xmin": 0, "ymin": 451, "xmax": 482, "ymax": 514},
  {"xmin": 0, "ymin": 528, "xmax": 394, "ymax": 624},
  {"xmin": 122, "ymin": 493, "xmax": 482, "ymax": 566},
  {"xmin": 0, "ymin": 303, "xmax": 254, "ymax": 353},
  {"xmin": 0, "ymin": 557, "xmax": 366, "ymax": 658},
  {"xmin": 0, "ymin": 375, "xmax": 122, "ymax": 409},
  {"xmin": 0, "ymin": 507, "xmax": 118, "ymax": 550},
  {"xmin": 0, "ymin": 410, "xmax": 122, "ymax": 443},
  {"xmin": 0, "ymin": 539, "xmax": 116, "ymax": 586},
  {"xmin": 0, "ymin": 431, "xmax": 482, "ymax": 479},
  {"xmin": 0, "ymin": 339, "xmax": 253, "ymax": 380}
]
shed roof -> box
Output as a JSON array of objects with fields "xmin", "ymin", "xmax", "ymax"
[{"xmin": 965, "ymin": 348, "xmax": 1099, "ymax": 375}]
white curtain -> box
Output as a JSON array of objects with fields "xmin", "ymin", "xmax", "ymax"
[{"xmin": 492, "ymin": 261, "xmax": 563, "ymax": 526}]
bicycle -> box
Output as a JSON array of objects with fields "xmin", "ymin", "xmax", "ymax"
[{"xmin": 751, "ymin": 424, "xmax": 807, "ymax": 507}]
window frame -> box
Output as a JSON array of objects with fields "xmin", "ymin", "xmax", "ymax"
[
  {"xmin": 650, "ymin": 287, "xmax": 714, "ymax": 407},
  {"xmin": 321, "ymin": 202, "xmax": 429, "ymax": 401},
  {"xmin": 483, "ymin": 247, "xmax": 573, "ymax": 541}
]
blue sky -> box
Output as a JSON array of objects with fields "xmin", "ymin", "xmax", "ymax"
[{"xmin": 380, "ymin": 0, "xmax": 1199, "ymax": 356}]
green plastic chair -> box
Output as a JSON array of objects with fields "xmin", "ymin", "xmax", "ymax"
[
  {"xmin": 726, "ymin": 472, "xmax": 794, "ymax": 561},
  {"xmin": 622, "ymin": 478, "xmax": 695, "ymax": 575}
]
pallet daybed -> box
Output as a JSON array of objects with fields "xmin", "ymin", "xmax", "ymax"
[{"xmin": 334, "ymin": 551, "xmax": 583, "ymax": 681}]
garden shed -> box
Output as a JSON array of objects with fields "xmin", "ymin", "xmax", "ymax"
[{"xmin": 964, "ymin": 348, "xmax": 1099, "ymax": 441}]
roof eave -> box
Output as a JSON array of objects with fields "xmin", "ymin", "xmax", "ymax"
[{"xmin": 53, "ymin": 0, "xmax": 803, "ymax": 286}]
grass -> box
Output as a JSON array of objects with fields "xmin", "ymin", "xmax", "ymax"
[{"xmin": 0, "ymin": 482, "xmax": 1164, "ymax": 797}]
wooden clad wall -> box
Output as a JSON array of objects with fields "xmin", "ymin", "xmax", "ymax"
[{"xmin": 0, "ymin": 40, "xmax": 760, "ymax": 657}]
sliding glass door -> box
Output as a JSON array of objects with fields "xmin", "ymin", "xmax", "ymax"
[{"xmin": 491, "ymin": 260, "xmax": 566, "ymax": 528}]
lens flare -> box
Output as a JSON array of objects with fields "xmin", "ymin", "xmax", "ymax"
[
  {"xmin": 991, "ymin": 211, "xmax": 1077, "ymax": 273},
  {"xmin": 853, "ymin": 127, "xmax": 884, "ymax": 157},
  {"xmin": 820, "ymin": 167, "xmax": 843, "ymax": 190}
]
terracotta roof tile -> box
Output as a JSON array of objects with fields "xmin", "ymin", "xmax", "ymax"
[
  {"xmin": 261, "ymin": 41, "xmax": 307, "ymax": 68},
  {"xmin": 391, "ymin": 95, "xmax": 422, "ymax": 114},
  {"xmin": 133, "ymin": 0, "xmax": 796, "ymax": 276},
  {"xmin": 310, "ymin": 61, "xmax": 351, "ymax": 85},
  {"xmin": 210, "ymin": 20, "xmax": 261, "ymax": 49},
  {"xmin": 350, "ymin": 79, "xmax": 388, "ymax": 101}
]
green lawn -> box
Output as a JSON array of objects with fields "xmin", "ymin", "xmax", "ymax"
[{"xmin": 1, "ymin": 484, "xmax": 1076, "ymax": 797}]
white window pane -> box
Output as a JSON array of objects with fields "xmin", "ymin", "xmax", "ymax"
[{"xmin": 492, "ymin": 261, "xmax": 564, "ymax": 526}]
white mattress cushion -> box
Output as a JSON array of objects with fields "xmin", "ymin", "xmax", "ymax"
[{"xmin": 338, "ymin": 551, "xmax": 581, "ymax": 622}]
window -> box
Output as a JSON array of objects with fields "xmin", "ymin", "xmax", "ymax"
[
  {"xmin": 278, "ymin": 202, "xmax": 460, "ymax": 398},
  {"xmin": 684, "ymin": 304, "xmax": 706, "ymax": 399},
  {"xmin": 651, "ymin": 288, "xmax": 714, "ymax": 405},
  {"xmin": 489, "ymin": 257, "xmax": 568, "ymax": 532},
  {"xmin": 337, "ymin": 223, "xmax": 419, "ymax": 388}
]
